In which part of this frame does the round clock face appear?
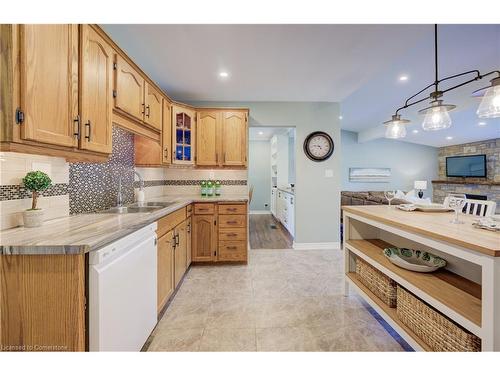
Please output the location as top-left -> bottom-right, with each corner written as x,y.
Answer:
303,131 -> 334,161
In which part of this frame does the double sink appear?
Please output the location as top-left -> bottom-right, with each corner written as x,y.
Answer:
100,201 -> 176,214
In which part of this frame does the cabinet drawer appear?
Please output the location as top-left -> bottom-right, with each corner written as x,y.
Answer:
218,204 -> 246,215
186,204 -> 193,217
218,241 -> 247,261
157,207 -> 186,238
194,203 -> 215,215
219,215 -> 246,228
219,228 -> 247,241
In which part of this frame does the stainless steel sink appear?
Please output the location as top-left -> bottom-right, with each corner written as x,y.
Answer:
99,201 -> 175,214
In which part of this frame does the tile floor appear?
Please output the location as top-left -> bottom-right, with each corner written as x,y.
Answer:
147,248 -> 408,351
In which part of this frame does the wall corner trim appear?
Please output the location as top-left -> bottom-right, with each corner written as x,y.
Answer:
292,242 -> 341,250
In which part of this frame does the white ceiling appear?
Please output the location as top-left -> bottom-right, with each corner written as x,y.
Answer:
102,24 -> 499,147
249,127 -> 293,141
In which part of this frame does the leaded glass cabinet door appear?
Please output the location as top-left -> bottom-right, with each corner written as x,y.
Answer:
172,105 -> 196,165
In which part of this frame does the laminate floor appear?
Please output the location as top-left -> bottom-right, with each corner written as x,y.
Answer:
146,248 -> 409,352
249,213 -> 293,249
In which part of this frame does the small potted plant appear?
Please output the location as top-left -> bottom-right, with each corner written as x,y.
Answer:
22,171 -> 52,227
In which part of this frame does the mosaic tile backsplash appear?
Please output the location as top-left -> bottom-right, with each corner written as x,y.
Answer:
69,126 -> 135,214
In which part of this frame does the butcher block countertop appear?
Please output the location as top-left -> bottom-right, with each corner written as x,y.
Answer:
342,205 -> 500,257
0,194 -> 248,255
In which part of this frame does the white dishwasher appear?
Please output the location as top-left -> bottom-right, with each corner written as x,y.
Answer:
89,222 -> 157,351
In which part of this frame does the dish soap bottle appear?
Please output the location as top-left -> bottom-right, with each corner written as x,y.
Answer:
207,180 -> 214,196
200,180 -> 207,197
215,180 -> 222,196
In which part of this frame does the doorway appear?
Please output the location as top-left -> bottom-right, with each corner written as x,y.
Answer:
248,126 -> 295,249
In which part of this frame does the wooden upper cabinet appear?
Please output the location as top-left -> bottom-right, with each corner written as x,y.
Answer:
162,100 -> 172,165
196,111 -> 219,166
221,111 -> 247,167
19,24 -> 79,148
172,105 -> 196,165
144,83 -> 162,130
79,25 -> 113,154
192,214 -> 216,262
114,54 -> 144,121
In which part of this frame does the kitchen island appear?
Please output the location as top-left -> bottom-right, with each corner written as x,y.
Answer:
343,205 -> 500,351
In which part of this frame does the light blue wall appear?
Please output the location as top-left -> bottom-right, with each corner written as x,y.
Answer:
248,140 -> 271,211
341,130 -> 439,197
190,101 -> 341,245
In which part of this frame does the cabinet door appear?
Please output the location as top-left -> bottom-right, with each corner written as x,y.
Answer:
162,100 -> 172,165
186,216 -> 192,267
80,25 -> 113,154
196,111 -> 219,166
144,82 -> 162,130
174,221 -> 187,287
134,135 -> 162,166
114,54 -> 144,121
157,230 -> 175,313
221,111 -> 247,166
19,24 -> 79,148
172,105 -> 196,165
192,214 -> 216,262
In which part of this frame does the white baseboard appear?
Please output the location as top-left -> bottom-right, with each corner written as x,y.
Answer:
292,241 -> 341,250
250,210 -> 270,215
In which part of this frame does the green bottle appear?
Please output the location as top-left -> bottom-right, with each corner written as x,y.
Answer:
207,180 -> 214,196
200,180 -> 207,196
215,180 -> 222,196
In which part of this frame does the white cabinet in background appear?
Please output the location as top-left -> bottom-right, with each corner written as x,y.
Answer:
271,188 -> 277,217
276,189 -> 294,238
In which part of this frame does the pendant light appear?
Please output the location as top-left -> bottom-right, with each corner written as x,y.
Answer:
419,99 -> 456,131
384,115 -> 409,139
475,77 -> 500,118
383,24 -> 499,139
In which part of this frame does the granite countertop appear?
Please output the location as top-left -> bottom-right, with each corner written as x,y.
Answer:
0,194 -> 248,255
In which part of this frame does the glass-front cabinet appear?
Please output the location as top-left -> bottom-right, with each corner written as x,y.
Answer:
172,105 -> 196,164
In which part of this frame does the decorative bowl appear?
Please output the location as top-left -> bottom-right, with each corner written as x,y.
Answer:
383,247 -> 446,273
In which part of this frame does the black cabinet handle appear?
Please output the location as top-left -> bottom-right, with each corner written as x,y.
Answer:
146,105 -> 150,118
142,103 -> 145,115
73,115 -> 80,139
85,120 -> 91,141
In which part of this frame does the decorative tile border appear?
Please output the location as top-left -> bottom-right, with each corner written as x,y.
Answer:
134,179 -> 247,188
0,183 -> 69,201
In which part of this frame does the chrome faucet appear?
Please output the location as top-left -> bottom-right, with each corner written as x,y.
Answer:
117,176 -> 124,207
134,170 -> 144,191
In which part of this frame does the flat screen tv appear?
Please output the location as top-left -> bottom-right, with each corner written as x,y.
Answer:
446,154 -> 487,178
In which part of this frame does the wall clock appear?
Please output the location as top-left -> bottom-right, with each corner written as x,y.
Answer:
303,131 -> 334,161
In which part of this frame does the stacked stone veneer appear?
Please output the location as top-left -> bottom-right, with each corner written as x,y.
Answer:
433,138 -> 500,212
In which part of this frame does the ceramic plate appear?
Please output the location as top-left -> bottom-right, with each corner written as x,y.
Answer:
383,247 -> 446,273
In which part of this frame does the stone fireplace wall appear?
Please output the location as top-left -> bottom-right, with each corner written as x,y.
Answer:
433,138 -> 499,212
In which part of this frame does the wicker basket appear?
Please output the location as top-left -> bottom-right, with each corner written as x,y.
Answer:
397,286 -> 481,351
355,257 -> 397,307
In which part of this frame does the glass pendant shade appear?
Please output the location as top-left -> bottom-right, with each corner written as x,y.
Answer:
419,99 -> 455,131
384,115 -> 409,139
476,78 -> 500,118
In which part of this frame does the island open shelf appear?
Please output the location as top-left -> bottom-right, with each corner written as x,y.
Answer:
342,205 -> 500,351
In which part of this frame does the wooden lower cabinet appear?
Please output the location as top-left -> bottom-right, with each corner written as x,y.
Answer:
0,254 -> 86,351
192,213 -> 217,262
174,220 -> 187,287
186,216 -> 192,267
157,230 -> 175,314
192,202 -> 248,263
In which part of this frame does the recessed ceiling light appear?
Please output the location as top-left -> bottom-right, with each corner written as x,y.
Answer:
478,121 -> 487,126
399,75 -> 409,81
412,129 -> 419,134
446,136 -> 453,140
258,131 -> 264,135
338,115 -> 343,120
219,71 -> 229,78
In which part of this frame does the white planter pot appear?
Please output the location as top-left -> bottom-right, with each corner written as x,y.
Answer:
22,209 -> 44,228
